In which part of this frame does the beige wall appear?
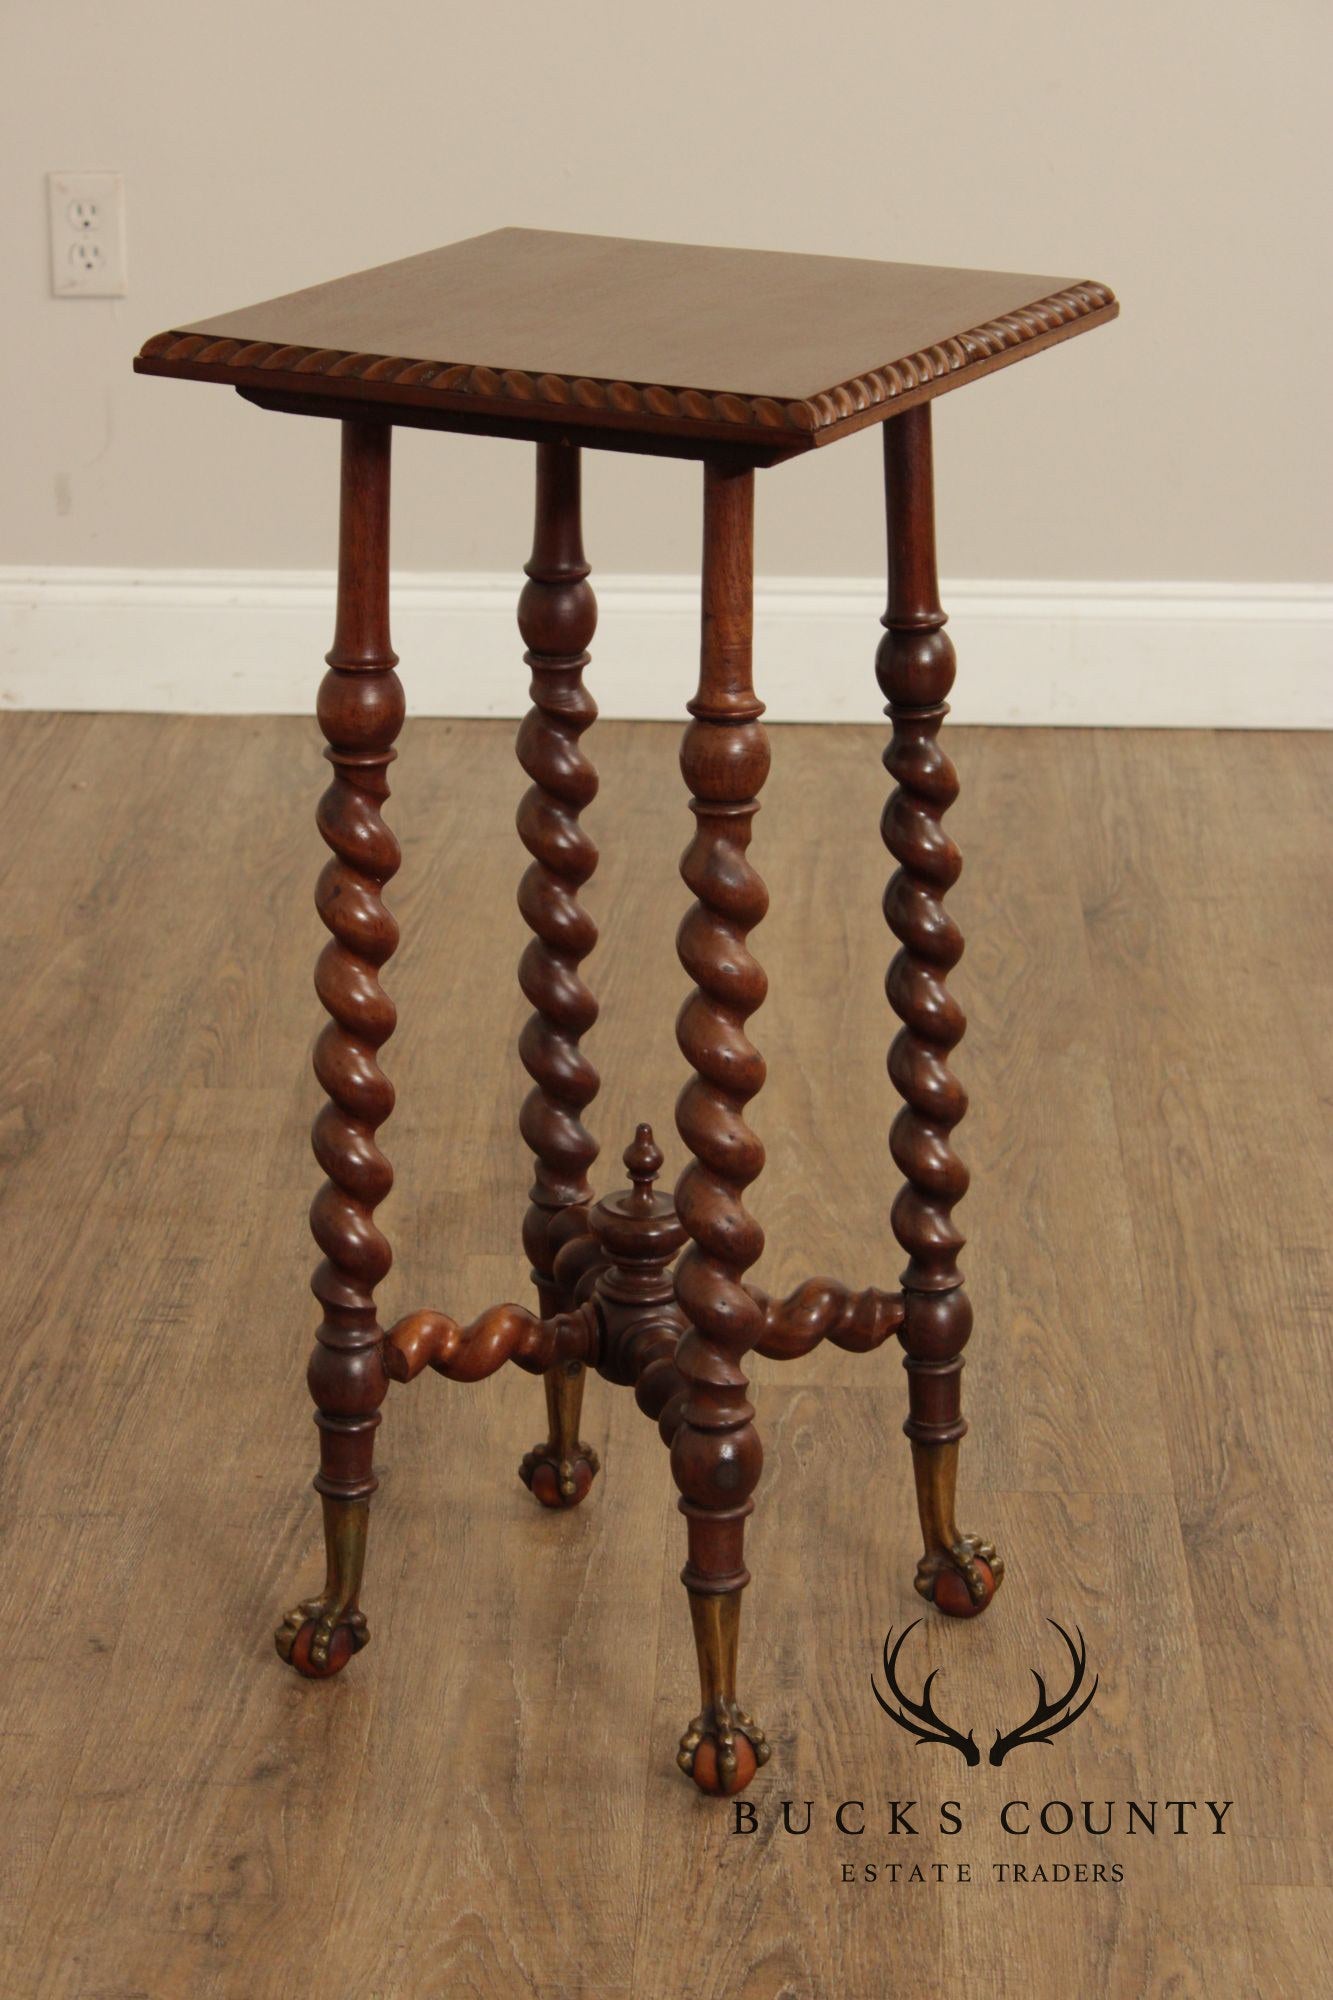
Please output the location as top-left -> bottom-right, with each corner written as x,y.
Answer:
3,0 -> 1329,585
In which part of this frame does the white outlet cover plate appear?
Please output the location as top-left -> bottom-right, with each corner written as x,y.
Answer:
48,171 -> 127,298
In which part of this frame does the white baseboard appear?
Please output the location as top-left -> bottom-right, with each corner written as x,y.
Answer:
1,568 -> 1328,727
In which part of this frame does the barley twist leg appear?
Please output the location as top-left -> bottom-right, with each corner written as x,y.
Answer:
672,461 -> 772,1795
878,406 -> 1002,1619
514,443 -> 603,1509
277,419 -> 401,1677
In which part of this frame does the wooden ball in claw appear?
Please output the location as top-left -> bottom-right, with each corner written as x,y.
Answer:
284,1619 -> 356,1678
690,1733 -> 759,1797
527,1457 -> 595,1509
933,1558 -> 996,1619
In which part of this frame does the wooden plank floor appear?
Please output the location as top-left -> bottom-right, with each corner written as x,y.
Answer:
0,714 -> 1327,1999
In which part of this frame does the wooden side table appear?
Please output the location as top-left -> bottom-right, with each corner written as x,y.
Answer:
136,230 -> 1116,1796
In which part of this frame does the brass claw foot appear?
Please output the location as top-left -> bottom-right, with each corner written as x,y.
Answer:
908,1442 -> 1002,1617
678,1592 -> 768,1795
518,1438 -> 600,1509
915,1535 -> 1004,1619
275,1494 -> 371,1677
520,1356 -> 599,1508
677,1699 -> 771,1797
274,1594 -> 369,1678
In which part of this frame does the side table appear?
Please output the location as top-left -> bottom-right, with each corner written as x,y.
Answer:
135,229 -> 1117,1796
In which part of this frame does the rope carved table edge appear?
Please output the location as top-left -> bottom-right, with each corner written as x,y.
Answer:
136,280 -> 1114,440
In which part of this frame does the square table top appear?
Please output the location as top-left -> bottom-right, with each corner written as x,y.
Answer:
135,228 -> 1116,457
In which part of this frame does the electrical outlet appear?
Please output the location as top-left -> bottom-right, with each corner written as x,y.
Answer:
48,172 -> 127,297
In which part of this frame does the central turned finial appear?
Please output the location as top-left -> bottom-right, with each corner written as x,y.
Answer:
623,1122 -> 663,1212
581,1120 -> 688,1439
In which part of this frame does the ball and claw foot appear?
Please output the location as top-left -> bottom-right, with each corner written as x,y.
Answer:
915,1537 -> 1004,1619
274,1597 -> 369,1678
518,1440 -> 600,1510
677,1701 -> 772,1797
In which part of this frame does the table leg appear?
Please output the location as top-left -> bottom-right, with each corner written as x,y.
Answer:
671,461 -> 772,1795
878,406 -> 1003,1618
276,418 -> 401,1676
515,443 -> 602,1509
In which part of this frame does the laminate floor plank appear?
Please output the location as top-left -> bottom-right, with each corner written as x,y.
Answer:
1059,728 -> 1333,1895
0,714 -> 1322,1998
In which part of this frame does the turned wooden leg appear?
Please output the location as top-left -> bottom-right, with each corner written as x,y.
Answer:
515,443 -> 602,1509
276,418 -> 400,1677
878,406 -> 1002,1619
671,460 -> 771,1795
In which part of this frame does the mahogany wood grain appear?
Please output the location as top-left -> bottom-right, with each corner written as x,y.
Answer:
383,1295 -> 597,1385
878,406 -> 1001,1617
134,228 -> 1117,454
513,442 -> 603,1507
669,462 -> 773,1794
585,1123 -> 689,1432
748,1276 -> 904,1358
515,443 -> 601,1284
274,418 -> 400,1678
